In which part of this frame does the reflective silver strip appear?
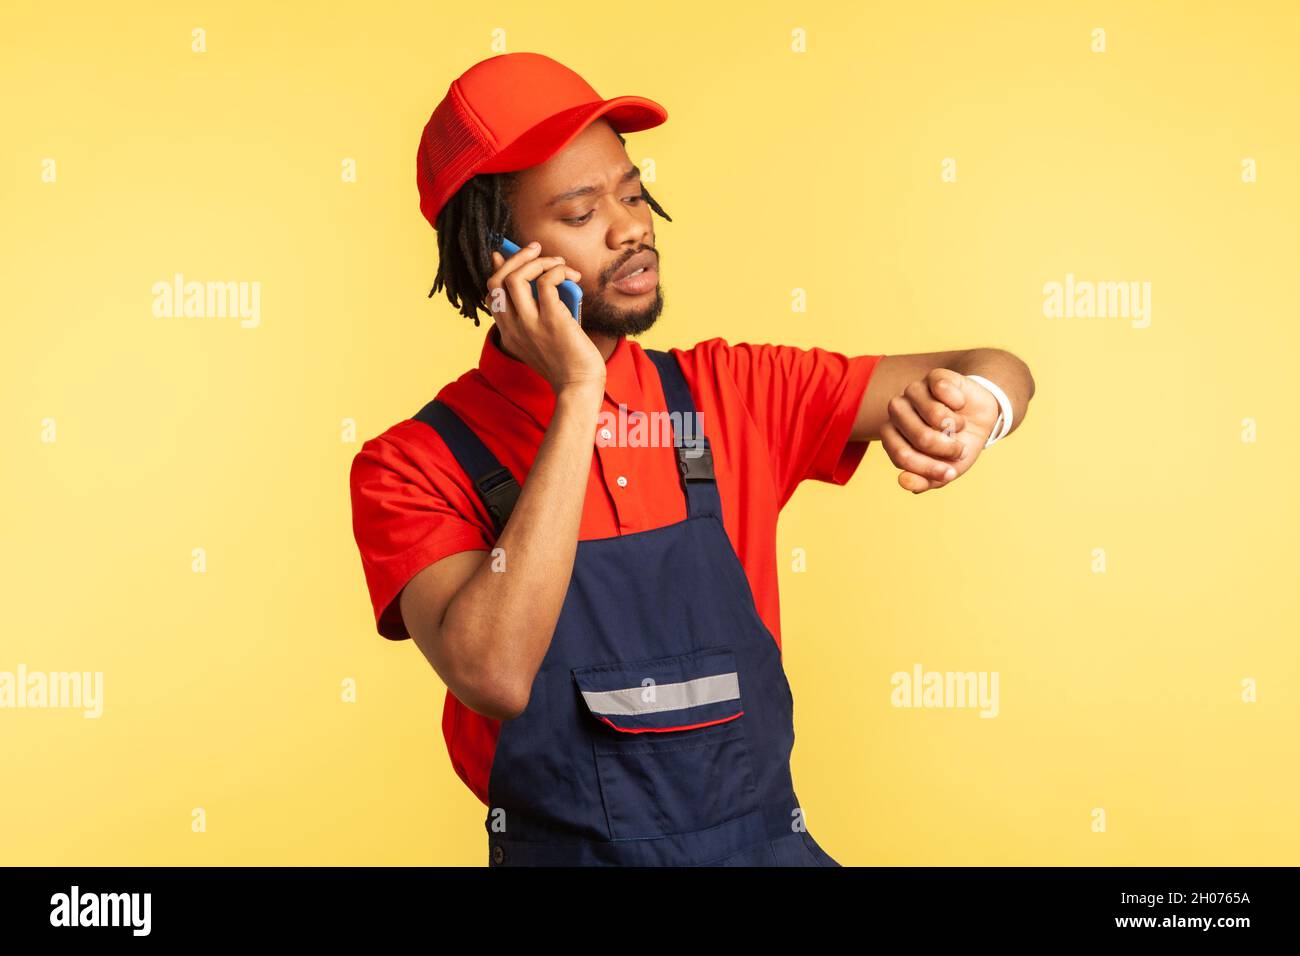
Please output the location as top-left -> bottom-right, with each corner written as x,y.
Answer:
581,673 -> 740,717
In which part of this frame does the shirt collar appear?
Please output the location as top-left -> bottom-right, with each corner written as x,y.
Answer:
477,324 -> 649,430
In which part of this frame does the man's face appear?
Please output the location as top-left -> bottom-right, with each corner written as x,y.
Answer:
509,118 -> 663,338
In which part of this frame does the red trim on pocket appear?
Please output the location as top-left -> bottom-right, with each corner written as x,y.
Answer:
594,710 -> 744,734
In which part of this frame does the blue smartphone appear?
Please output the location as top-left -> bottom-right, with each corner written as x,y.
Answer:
489,232 -> 583,321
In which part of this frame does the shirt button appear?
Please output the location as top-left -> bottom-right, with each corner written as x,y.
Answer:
599,428 -> 612,441
616,475 -> 628,487
492,845 -> 505,864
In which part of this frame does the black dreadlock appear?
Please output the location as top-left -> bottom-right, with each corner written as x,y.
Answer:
428,131 -> 672,325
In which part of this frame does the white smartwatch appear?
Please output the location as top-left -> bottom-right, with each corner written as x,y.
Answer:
964,374 -> 1013,448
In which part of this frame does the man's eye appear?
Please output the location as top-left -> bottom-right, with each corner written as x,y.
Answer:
563,196 -> 644,226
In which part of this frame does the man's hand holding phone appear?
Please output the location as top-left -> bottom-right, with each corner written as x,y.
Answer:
485,240 -> 605,396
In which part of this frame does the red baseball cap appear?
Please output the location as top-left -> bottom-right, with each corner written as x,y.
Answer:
416,52 -> 668,231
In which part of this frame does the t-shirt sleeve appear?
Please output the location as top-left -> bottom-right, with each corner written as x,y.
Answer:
689,339 -> 884,507
349,430 -> 494,641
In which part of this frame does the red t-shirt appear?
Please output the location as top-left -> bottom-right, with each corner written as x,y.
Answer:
349,326 -> 883,805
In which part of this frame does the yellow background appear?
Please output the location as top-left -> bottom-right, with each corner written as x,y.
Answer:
2,0 -> 1296,865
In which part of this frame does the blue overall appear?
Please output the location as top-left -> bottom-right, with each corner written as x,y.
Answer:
414,349 -> 841,867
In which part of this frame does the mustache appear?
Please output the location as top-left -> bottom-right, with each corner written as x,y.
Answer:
605,247 -> 658,282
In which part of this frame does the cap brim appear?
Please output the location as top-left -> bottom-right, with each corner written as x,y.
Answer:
480,95 -> 668,174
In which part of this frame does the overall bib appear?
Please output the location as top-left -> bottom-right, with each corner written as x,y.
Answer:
415,349 -> 841,867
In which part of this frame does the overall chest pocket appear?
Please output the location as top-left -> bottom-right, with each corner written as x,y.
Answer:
572,646 -> 761,841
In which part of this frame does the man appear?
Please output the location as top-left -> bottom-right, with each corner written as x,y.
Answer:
349,52 -> 1035,866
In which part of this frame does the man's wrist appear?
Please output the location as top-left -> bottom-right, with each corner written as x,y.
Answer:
964,374 -> 1013,447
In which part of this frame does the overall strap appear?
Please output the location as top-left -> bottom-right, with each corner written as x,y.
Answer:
412,399 -> 520,537
644,349 -> 721,518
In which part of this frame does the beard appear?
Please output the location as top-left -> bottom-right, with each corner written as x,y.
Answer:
578,282 -> 664,338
